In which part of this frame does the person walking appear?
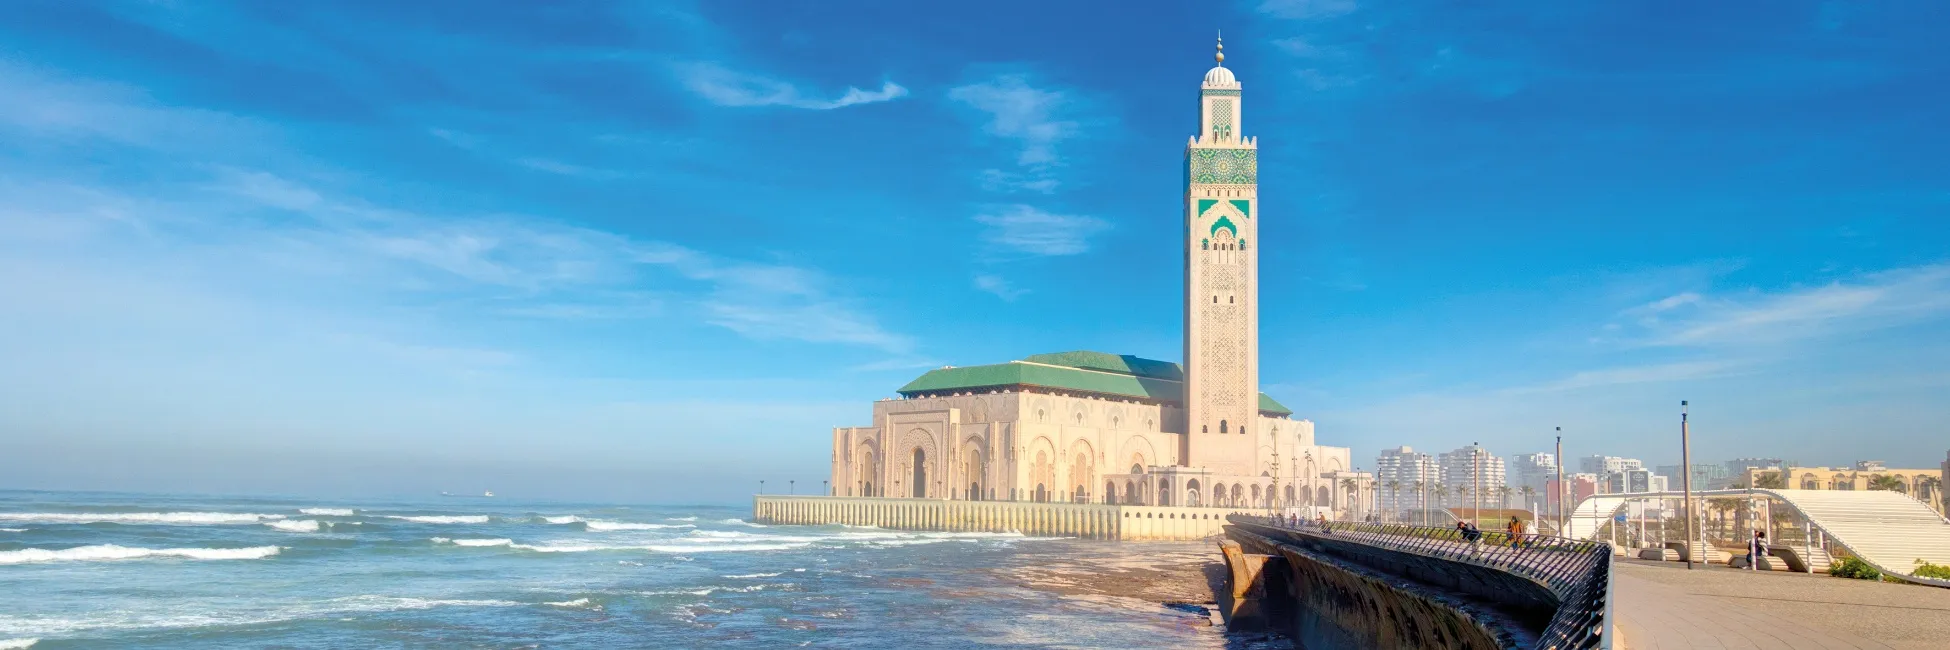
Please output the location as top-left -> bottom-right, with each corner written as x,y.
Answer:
1748,530 -> 1767,571
1507,516 -> 1525,548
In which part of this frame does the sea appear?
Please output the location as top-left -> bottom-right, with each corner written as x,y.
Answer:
0,490 -> 1228,648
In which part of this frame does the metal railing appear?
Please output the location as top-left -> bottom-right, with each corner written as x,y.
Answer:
1236,516 -> 1614,650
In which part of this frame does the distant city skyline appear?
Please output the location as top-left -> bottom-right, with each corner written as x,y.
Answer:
2,2 -> 1948,502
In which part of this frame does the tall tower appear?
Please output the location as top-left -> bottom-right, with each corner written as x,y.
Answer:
1183,35 -> 1259,470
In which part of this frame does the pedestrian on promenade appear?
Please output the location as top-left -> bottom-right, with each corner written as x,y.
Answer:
1316,513 -> 1329,533
1507,516 -> 1525,548
1748,530 -> 1767,571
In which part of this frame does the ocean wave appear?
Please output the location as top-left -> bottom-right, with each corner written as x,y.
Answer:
0,512 -> 284,525
723,572 -> 782,578
298,508 -> 355,516
719,518 -> 767,527
265,520 -> 322,533
0,529 -> 24,533
586,520 -> 691,531
545,598 -> 598,608
0,545 -> 281,565
541,516 -> 584,524
665,516 -> 698,521
383,515 -> 490,524
0,639 -> 36,649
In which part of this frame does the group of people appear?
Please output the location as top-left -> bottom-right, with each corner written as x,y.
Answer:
1455,516 -> 1534,550
1270,512 -> 1330,530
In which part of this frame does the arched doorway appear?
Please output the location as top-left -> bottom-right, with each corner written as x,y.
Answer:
1317,486 -> 1331,508
1104,481 -> 1117,504
1125,480 -> 1138,504
1188,479 -> 1203,507
969,482 -> 981,500
1035,483 -> 1048,503
911,448 -> 927,498
1159,480 -> 1172,506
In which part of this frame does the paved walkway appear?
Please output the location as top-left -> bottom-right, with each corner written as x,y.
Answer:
1613,560 -> 1950,650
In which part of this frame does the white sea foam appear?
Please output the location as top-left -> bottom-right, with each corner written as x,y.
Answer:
298,508 -> 355,516
0,544 -> 281,565
0,529 -> 24,533
585,520 -> 691,531
545,598 -> 597,608
665,516 -> 697,521
724,572 -> 782,578
0,512 -> 284,525
431,538 -> 514,548
541,515 -> 584,524
0,639 -> 36,649
383,515 -> 490,524
265,520 -> 322,533
0,595 -> 524,638
719,518 -> 767,527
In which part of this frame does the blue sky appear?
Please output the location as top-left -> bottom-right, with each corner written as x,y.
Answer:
2,1 -> 1946,502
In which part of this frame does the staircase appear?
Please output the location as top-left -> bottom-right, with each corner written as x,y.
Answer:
1774,489 -> 1950,583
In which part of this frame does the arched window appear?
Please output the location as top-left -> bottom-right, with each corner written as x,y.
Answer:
1229,296 -> 1234,303
1202,425 -> 1208,433
1213,296 -> 1218,303
1202,239 -> 1209,250
1131,463 -> 1143,475
1073,411 -> 1083,424
1219,420 -> 1228,433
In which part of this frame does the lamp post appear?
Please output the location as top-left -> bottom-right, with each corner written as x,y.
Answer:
1681,400 -> 1696,570
759,480 -> 765,495
1555,427 -> 1564,537
824,480 -> 830,496
789,480 -> 795,495
1473,441 -> 1482,526
1270,448 -> 1282,517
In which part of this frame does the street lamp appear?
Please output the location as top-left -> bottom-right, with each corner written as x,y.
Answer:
1555,427 -> 1564,537
1473,441 -> 1482,525
790,480 -> 795,495
824,480 -> 829,496
1270,447 -> 1282,517
1681,400 -> 1696,570
759,480 -> 765,495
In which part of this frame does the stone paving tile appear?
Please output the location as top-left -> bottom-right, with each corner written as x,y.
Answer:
1614,571 -> 1897,650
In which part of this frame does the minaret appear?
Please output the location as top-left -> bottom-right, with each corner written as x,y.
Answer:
1183,34 -> 1259,470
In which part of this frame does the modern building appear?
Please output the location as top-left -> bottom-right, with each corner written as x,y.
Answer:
1655,463 -> 1728,491
1546,473 -> 1599,512
829,43 -> 1361,516
1375,446 -> 1440,514
1507,452 -> 1557,497
1604,468 -> 1656,494
1725,458 -> 1790,481
1438,445 -> 1507,507
1750,462 -> 1944,513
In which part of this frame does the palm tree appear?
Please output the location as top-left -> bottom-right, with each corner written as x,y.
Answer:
1920,476 -> 1943,513
1754,471 -> 1786,490
1494,485 -> 1514,509
1868,474 -> 1907,493
1432,485 -> 1450,513
1518,485 -> 1537,513
1384,480 -> 1402,523
1412,480 -> 1428,524
1340,477 -> 1360,518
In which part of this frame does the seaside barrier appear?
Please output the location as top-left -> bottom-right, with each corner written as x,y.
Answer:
752,495 -> 1258,541
1223,517 -> 1614,650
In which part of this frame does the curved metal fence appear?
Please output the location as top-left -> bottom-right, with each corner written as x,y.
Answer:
1235,515 -> 1614,650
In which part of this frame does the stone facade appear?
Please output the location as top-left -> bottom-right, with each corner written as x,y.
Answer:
832,389 -> 1351,512
1752,462 -> 1945,514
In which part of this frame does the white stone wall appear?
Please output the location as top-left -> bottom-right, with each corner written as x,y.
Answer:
753,495 -> 1258,541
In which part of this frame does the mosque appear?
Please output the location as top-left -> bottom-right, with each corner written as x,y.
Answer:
826,39 -> 1364,519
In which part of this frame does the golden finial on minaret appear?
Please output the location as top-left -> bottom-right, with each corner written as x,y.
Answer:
1216,31 -> 1225,65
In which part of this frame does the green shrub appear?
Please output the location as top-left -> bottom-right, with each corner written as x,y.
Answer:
1829,557 -> 1881,580
1914,559 -> 1950,580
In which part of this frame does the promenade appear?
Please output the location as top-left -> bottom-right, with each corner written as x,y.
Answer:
1613,560 -> 1950,650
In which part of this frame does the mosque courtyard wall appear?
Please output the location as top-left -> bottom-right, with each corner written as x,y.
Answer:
753,495 -> 1264,541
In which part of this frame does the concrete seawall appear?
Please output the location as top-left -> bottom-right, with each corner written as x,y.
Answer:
1226,525 -> 1544,649
752,495 -> 1257,541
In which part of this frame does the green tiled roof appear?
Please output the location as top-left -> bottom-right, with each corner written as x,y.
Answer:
896,350 -> 1293,416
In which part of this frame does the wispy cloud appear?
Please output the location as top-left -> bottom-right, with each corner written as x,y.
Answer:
973,274 -> 1028,301
973,205 -> 1109,257
1258,0 -> 1358,19
950,74 -> 1077,167
1501,360 -> 1747,394
1621,264 -> 1950,347
678,63 -> 907,110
